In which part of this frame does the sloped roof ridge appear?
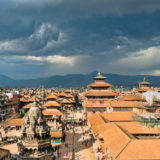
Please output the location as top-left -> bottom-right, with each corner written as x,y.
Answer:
115,123 -> 135,139
99,114 -> 109,123
101,122 -> 131,159
115,138 -> 132,160
113,123 -> 134,159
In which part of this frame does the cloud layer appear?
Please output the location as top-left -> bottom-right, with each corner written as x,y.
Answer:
0,0 -> 160,79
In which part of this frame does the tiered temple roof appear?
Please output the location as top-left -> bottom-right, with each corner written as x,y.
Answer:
46,94 -> 57,100
139,77 -> 151,87
83,72 -> 119,112
85,72 -> 118,98
119,94 -> 142,101
43,101 -> 61,108
137,77 -> 152,93
85,90 -> 118,97
88,71 -> 112,89
43,109 -> 63,116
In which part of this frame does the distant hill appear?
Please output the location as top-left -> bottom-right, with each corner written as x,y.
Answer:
1,71 -> 160,88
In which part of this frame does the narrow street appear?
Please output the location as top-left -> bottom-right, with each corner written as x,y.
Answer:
58,126 -> 96,160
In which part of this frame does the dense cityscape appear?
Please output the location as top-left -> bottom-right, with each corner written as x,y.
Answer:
1,0 -> 160,159
0,71 -> 160,159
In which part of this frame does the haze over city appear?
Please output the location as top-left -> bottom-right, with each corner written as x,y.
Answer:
0,0 -> 160,79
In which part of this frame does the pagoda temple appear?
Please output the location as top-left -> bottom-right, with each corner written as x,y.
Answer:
137,77 -> 152,93
82,72 -> 118,114
139,77 -> 150,88
17,100 -> 54,159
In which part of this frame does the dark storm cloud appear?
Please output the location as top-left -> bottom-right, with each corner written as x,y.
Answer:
0,0 -> 160,78
7,0 -> 160,16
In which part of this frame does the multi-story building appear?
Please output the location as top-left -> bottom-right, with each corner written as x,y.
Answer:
137,77 -> 152,93
82,72 -> 118,114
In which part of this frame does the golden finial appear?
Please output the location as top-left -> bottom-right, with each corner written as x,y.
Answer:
143,77 -> 146,82
97,71 -> 102,77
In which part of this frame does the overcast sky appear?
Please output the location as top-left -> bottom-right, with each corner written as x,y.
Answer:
1,0 -> 160,79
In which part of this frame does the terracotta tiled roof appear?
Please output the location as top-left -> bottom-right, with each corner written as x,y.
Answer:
65,89 -> 71,93
119,94 -> 142,101
82,103 -> 109,108
88,114 -> 105,127
65,94 -> 74,98
98,122 -> 160,159
20,96 -> 39,102
89,115 -> 160,159
92,123 -> 107,138
27,97 -> 39,102
43,109 -> 63,116
101,112 -> 134,122
58,92 -> 67,97
110,101 -> 141,108
43,101 -> 61,107
24,94 -> 30,98
116,122 -> 160,134
137,87 -> 152,92
23,103 -> 32,109
5,119 -> 24,126
88,82 -> 112,88
50,131 -> 62,138
100,122 -> 131,159
46,94 -> 57,100
60,98 -> 72,104
117,139 -> 160,160
88,114 -> 106,138
20,98 -> 28,102
85,90 -> 118,97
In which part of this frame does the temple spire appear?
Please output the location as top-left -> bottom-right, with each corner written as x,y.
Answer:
97,71 -> 102,77
18,94 -> 53,159
94,71 -> 106,81
138,77 -> 151,89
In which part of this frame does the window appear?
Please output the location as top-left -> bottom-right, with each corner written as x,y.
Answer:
113,107 -> 133,111
100,100 -> 104,104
